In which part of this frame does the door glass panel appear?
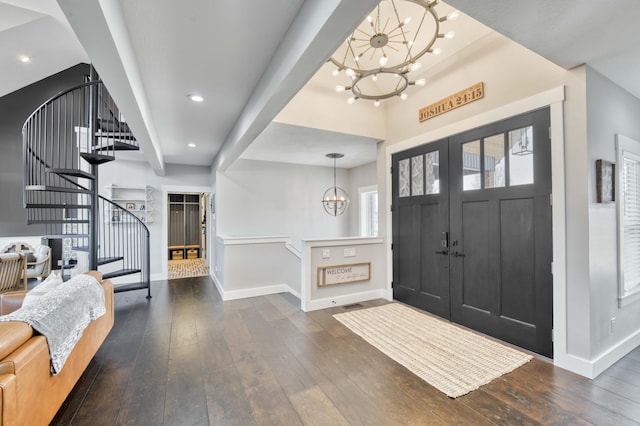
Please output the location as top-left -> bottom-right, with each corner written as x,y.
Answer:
509,126 -> 534,185
399,158 -> 410,197
425,151 -> 439,194
411,155 -> 424,196
463,140 -> 481,191
484,134 -> 505,188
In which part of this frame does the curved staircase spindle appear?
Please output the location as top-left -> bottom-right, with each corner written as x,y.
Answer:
22,77 -> 150,298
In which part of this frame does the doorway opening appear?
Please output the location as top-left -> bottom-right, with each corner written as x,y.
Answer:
167,192 -> 209,279
392,107 -> 553,357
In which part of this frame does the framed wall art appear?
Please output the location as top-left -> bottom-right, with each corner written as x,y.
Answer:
596,159 -> 615,203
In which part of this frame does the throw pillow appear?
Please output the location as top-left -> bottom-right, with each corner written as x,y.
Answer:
23,251 -> 37,264
22,271 -> 64,307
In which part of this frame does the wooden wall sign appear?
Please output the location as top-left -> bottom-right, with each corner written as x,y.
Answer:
419,82 -> 484,122
318,262 -> 371,287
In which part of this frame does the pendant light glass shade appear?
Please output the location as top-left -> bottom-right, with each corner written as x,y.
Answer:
322,153 -> 349,216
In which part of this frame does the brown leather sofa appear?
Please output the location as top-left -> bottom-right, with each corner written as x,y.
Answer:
0,271 -> 114,425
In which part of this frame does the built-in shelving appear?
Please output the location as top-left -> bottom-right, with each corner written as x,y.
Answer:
105,184 -> 154,224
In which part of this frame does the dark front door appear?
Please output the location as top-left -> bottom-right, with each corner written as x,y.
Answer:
392,139 -> 451,319
392,108 -> 553,357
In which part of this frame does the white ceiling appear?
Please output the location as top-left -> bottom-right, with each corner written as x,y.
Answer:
446,0 -> 640,100
0,1 -> 87,99
2,0 -> 640,172
242,123 -> 380,169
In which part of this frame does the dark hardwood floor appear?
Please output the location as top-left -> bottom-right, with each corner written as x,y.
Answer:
52,276 -> 640,425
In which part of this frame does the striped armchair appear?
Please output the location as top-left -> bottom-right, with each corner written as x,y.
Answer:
0,253 -> 27,293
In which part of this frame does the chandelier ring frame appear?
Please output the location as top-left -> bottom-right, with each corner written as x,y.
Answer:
328,0 -> 442,76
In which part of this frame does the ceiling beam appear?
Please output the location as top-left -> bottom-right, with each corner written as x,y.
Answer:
57,0 -> 165,175
212,0 -> 379,173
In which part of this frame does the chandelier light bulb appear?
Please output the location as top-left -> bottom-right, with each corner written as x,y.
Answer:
332,68 -> 340,77
448,11 -> 460,20
400,93 -> 408,101
347,97 -> 356,104
329,0 -> 447,106
445,31 -> 456,39
433,47 -> 442,55
336,85 -> 346,92
415,78 -> 426,86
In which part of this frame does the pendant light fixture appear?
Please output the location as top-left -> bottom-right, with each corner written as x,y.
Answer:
322,153 -> 349,216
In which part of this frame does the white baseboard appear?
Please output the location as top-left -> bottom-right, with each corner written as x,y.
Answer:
151,272 -> 165,281
211,272 -> 224,299
383,288 -> 393,300
302,289 -> 387,312
553,353 -> 595,378
553,328 -> 640,379
212,274 -> 298,302
222,284 -> 290,301
592,328 -> 640,378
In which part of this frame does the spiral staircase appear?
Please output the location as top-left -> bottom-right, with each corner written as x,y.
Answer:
22,71 -> 150,298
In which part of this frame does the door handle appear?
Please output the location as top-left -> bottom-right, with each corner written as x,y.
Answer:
435,250 -> 449,255
451,251 -> 465,257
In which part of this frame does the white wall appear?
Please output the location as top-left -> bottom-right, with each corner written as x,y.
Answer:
274,63 -> 387,141
586,66 -> 640,366
99,160 -> 212,279
216,158 -> 350,249
346,161 -> 378,236
563,66 -> 591,360
213,237 -> 301,301
302,237 -> 386,311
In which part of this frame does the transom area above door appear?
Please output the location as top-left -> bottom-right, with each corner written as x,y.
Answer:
398,124 -> 536,198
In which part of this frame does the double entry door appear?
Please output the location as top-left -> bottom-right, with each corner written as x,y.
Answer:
392,108 -> 553,357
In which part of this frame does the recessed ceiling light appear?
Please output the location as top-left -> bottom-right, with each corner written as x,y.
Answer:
19,55 -> 30,63
187,143 -> 196,148
188,94 -> 204,102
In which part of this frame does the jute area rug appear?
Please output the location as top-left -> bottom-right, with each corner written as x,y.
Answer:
168,258 -> 209,280
333,303 -> 533,398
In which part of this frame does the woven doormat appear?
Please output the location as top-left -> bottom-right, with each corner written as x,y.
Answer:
168,258 -> 209,280
333,303 -> 533,398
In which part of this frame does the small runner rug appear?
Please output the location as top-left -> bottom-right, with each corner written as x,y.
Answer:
333,303 -> 533,398
168,258 -> 209,280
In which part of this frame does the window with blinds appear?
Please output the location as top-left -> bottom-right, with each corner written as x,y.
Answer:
359,186 -> 378,237
616,134 -> 640,306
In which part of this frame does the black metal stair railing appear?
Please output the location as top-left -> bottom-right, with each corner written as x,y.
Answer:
22,78 -> 150,297
98,196 -> 150,296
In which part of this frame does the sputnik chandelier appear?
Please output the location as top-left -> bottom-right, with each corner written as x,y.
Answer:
322,153 -> 349,216
329,0 -> 458,105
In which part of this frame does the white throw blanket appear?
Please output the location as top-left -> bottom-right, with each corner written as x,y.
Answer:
0,274 -> 105,374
